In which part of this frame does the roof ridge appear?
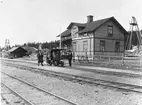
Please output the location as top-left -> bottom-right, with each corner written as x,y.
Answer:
71,22 -> 86,24
70,16 -> 113,24
78,17 -> 112,34
91,16 -> 113,23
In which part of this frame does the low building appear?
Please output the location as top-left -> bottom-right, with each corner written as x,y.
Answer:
23,46 -> 38,55
58,15 -> 128,58
8,46 -> 27,58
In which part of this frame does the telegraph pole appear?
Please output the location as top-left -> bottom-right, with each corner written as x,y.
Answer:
60,27 -> 62,49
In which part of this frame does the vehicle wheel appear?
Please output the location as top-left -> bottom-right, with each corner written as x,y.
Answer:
50,62 -> 52,66
61,62 -> 64,67
53,61 -> 57,66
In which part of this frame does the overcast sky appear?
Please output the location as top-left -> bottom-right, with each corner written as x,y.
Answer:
0,0 -> 141,47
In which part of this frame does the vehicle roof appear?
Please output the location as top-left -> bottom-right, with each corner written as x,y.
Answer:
51,48 -> 66,51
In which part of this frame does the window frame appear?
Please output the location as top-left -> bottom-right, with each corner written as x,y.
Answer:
115,41 -> 120,52
83,40 -> 88,51
72,26 -> 78,37
100,40 -> 105,52
107,25 -> 113,37
72,42 -> 77,52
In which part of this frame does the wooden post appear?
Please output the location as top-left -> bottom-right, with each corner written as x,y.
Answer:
122,53 -> 124,67
109,56 -> 111,64
60,27 -> 62,49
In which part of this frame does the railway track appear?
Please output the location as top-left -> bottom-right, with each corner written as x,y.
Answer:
2,59 -> 142,78
1,83 -> 31,105
1,72 -> 77,105
2,60 -> 142,94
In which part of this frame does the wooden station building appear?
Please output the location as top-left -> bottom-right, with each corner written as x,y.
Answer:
58,15 -> 128,58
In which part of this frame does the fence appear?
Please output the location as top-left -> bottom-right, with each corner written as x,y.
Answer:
73,54 -> 142,70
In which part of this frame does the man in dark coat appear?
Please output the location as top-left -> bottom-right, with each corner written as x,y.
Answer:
68,50 -> 72,67
37,50 -> 44,66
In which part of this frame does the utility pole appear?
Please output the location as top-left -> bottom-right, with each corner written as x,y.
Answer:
60,27 -> 62,49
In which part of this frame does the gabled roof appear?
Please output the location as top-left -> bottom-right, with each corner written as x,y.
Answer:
8,46 -> 27,53
78,17 -> 111,34
57,29 -> 71,37
67,22 -> 86,29
78,17 -> 128,34
23,46 -> 38,52
8,47 -> 19,52
57,16 -> 128,37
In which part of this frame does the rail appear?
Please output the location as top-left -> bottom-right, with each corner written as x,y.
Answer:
2,61 -> 142,94
1,71 -> 77,105
1,82 -> 35,105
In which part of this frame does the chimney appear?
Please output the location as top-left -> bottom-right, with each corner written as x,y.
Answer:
87,15 -> 93,23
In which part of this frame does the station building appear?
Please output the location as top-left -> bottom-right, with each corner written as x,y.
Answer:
58,15 -> 128,58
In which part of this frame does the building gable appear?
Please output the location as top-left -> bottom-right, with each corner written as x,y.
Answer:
78,17 -> 127,35
67,22 -> 85,29
71,25 -> 79,38
95,18 -> 126,40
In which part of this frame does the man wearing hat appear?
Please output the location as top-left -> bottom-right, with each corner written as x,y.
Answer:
68,50 -> 72,67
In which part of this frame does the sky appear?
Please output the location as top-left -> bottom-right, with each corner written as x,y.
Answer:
0,0 -> 142,47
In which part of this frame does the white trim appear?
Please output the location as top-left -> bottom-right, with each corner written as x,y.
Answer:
72,35 -> 94,40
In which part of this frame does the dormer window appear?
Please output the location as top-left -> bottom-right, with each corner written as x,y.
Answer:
108,25 -> 113,37
72,26 -> 78,37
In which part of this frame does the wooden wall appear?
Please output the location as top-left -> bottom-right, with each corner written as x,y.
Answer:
72,33 -> 94,57
94,19 -> 125,56
71,19 -> 126,57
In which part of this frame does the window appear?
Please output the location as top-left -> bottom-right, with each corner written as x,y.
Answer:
72,26 -> 78,37
100,40 -> 105,51
83,41 -> 88,51
115,42 -> 120,52
108,25 -> 113,36
72,42 -> 76,52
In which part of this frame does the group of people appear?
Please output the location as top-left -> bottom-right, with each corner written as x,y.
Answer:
37,50 -> 72,67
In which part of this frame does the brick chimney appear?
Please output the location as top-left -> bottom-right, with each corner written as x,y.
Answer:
87,15 -> 93,23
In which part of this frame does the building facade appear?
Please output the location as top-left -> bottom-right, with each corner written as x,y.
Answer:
8,46 -> 27,58
58,15 -> 128,58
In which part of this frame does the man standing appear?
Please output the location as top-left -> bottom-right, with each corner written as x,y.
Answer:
37,50 -> 44,66
68,50 -> 72,67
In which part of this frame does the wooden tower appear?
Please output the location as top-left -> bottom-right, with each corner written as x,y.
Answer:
126,16 -> 142,52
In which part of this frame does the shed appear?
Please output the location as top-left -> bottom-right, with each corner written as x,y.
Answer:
8,46 -> 27,58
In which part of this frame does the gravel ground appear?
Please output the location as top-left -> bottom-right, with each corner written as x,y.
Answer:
1,74 -> 72,105
1,65 -> 142,105
1,84 -> 28,105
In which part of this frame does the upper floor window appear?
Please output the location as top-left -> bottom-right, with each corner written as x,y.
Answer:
115,42 -> 120,52
83,41 -> 88,51
100,40 -> 105,51
108,25 -> 113,37
72,26 -> 78,37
